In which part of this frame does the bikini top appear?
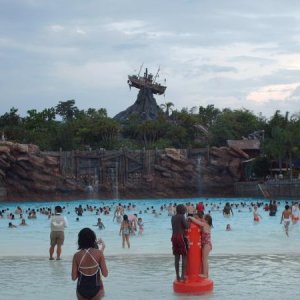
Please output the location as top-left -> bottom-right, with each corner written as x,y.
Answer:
78,248 -> 100,276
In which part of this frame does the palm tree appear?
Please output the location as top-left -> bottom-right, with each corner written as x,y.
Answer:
160,102 -> 174,117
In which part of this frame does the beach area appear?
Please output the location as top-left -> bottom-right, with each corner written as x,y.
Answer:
1,197 -> 300,300
2,1 -> 300,299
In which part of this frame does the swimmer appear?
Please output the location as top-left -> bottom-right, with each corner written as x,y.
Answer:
71,228 -> 108,300
28,211 -> 37,219
8,222 -> 17,228
189,214 -> 213,278
167,204 -> 175,216
253,206 -> 262,222
263,203 -> 269,211
223,202 -> 233,217
76,205 -> 83,216
269,200 -> 277,216
113,205 -> 123,223
49,205 -> 68,260
94,218 -> 105,230
196,201 -> 205,214
15,206 -> 22,214
291,202 -> 300,224
280,205 -> 292,237
226,224 -> 232,231
186,203 -> 195,217
19,219 -> 27,226
119,215 -> 131,248
96,237 -> 106,252
137,217 -> 144,235
171,204 -> 189,282
128,214 -> 138,235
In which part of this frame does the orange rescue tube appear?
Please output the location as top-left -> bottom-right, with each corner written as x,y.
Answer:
173,222 -> 213,294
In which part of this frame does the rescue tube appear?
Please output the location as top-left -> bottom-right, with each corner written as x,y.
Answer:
173,222 -> 213,294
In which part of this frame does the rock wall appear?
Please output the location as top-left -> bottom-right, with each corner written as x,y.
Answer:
123,147 -> 244,198
0,142 -> 84,200
0,142 -> 248,201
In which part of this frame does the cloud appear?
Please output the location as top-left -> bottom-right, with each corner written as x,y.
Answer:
103,20 -> 147,35
198,64 -> 238,74
2,0 -> 300,118
51,60 -> 131,89
247,82 -> 300,103
229,55 -> 276,65
48,24 -> 64,32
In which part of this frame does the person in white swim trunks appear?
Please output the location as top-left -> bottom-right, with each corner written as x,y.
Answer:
280,205 -> 292,237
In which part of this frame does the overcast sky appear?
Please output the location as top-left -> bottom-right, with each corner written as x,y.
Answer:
1,0 -> 300,119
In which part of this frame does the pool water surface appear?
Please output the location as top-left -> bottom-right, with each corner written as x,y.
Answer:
0,197 -> 299,300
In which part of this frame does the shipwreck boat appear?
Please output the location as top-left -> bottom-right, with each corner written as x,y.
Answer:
128,66 -> 167,95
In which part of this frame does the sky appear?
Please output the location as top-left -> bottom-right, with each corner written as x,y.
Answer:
1,0 -> 300,119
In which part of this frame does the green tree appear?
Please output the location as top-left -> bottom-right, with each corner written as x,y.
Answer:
284,115 -> 300,178
55,100 -> 79,122
197,104 -> 221,128
0,107 -> 25,142
263,110 -> 300,177
75,108 -> 120,149
210,109 -> 262,146
160,102 -> 174,117
23,108 -> 58,150
171,108 -> 198,147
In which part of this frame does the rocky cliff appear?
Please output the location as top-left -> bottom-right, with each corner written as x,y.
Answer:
0,141 -> 84,200
122,147 -> 244,198
0,142 -> 248,201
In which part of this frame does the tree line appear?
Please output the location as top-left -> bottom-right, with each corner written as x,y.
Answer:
1,99 -> 300,177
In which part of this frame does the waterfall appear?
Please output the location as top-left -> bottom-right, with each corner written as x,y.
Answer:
94,167 -> 99,193
110,162 -> 119,200
115,161 -> 119,200
197,157 -> 202,196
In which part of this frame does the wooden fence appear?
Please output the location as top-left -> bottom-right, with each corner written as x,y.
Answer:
43,148 -> 195,186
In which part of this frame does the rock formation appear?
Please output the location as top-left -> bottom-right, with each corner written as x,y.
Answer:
0,141 -> 248,201
114,88 -> 163,121
123,147 -> 245,198
0,141 -> 84,200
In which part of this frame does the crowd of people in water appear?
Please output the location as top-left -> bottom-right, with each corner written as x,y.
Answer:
169,199 -> 300,284
1,198 -> 300,299
2,199 -> 300,237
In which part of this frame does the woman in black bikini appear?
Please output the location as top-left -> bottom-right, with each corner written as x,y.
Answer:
72,228 -> 108,300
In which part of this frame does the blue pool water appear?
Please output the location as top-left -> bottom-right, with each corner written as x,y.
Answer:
0,197 -> 299,300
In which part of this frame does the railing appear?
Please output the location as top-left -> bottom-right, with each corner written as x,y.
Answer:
234,180 -> 300,199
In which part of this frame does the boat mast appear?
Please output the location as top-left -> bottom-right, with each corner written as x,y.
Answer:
138,63 -> 144,78
153,66 -> 160,83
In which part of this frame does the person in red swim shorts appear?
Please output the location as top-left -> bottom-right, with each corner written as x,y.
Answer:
171,204 -> 189,282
